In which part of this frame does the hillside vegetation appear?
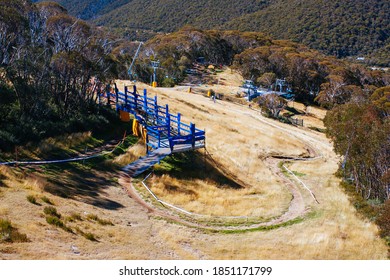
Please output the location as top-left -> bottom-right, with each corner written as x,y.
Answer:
3,1 -> 389,204
128,27 -> 389,103
33,0 -> 390,63
1,1 -> 389,258
0,0 -> 127,150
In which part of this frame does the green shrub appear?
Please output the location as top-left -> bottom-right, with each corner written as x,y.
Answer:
45,216 -> 73,233
27,195 -> 39,205
377,200 -> 390,245
75,227 -> 98,241
308,126 -> 326,133
46,216 -> 64,227
41,196 -> 54,205
0,219 -> 29,243
66,213 -> 83,222
43,206 -> 61,218
86,214 -> 114,226
342,182 -> 378,220
161,77 -> 176,87
83,232 -> 98,241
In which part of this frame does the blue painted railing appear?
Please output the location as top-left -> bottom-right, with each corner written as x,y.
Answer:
100,86 -> 205,153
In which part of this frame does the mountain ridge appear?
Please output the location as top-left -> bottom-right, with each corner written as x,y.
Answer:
33,0 -> 389,62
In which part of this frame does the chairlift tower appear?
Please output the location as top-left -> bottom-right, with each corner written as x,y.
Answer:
151,60 -> 160,87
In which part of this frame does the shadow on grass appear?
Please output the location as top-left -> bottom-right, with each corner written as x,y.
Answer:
0,173 -> 7,188
154,151 -> 243,190
41,161 -> 124,210
19,135 -> 140,210
285,106 -> 303,115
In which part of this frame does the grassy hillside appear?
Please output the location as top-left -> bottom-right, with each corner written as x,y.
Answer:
34,0 -> 389,62
1,80 -> 388,259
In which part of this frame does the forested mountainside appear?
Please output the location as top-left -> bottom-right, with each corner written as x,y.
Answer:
224,0 -> 389,59
33,0 -> 390,63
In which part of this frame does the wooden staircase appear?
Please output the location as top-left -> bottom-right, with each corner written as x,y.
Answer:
122,148 -> 171,177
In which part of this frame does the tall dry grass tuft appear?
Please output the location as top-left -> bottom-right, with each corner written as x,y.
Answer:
113,143 -> 146,166
148,173 -> 291,217
28,132 -> 94,158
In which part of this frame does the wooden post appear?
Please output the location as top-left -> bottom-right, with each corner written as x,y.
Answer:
115,91 -> 119,112
166,104 -> 171,138
177,113 -> 181,135
124,86 -> 128,107
132,85 -> 137,111
134,89 -> 138,112
106,90 -> 110,106
97,87 -> 101,105
191,123 -> 195,149
114,83 -> 119,104
154,95 -> 158,121
143,89 -> 148,112
146,128 -> 149,154
105,84 -> 111,107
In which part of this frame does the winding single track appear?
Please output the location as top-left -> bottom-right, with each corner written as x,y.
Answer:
118,103 -> 329,231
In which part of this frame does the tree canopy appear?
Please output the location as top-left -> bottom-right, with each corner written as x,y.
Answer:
0,0 -> 123,150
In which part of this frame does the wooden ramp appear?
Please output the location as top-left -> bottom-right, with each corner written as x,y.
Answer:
122,148 -> 171,177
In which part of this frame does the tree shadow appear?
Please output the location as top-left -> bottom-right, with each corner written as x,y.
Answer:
154,151 -> 244,190
0,173 -> 7,188
41,162 -> 124,210
285,106 -> 304,115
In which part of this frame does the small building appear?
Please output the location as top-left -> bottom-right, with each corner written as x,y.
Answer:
274,79 -> 292,93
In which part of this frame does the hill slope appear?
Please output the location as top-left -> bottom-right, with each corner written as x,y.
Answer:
33,0 -> 389,60
224,0 -> 390,58
1,79 -> 388,259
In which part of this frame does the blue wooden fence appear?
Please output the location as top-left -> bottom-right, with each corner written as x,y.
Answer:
100,86 -> 205,153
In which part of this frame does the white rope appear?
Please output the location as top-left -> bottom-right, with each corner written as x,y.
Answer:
0,140 -> 123,166
282,164 -> 320,204
141,173 -> 193,215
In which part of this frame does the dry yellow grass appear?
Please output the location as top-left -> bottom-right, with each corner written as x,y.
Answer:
113,142 -> 146,166
121,80 -> 310,218
0,69 -> 387,260
147,174 -> 290,218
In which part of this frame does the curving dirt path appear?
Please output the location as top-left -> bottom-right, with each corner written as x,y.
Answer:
118,104 -> 330,231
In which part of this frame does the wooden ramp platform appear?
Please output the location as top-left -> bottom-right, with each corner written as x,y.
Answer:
100,86 -> 205,154
122,148 -> 171,177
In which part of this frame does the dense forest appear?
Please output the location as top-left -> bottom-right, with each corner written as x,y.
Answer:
33,0 -> 390,64
0,0 -> 126,150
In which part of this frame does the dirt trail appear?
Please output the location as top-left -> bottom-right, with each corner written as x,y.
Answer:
118,95 -> 330,230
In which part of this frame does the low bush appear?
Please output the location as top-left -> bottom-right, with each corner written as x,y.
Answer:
27,195 -> 39,205
86,214 -> 114,226
45,216 -> 73,233
41,196 -> 54,205
43,206 -> 61,218
45,216 -> 64,228
0,219 -> 29,243
66,213 -> 83,222
75,227 -> 98,241
377,200 -> 390,246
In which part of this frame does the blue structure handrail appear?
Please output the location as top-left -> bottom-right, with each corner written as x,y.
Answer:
100,85 -> 205,153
